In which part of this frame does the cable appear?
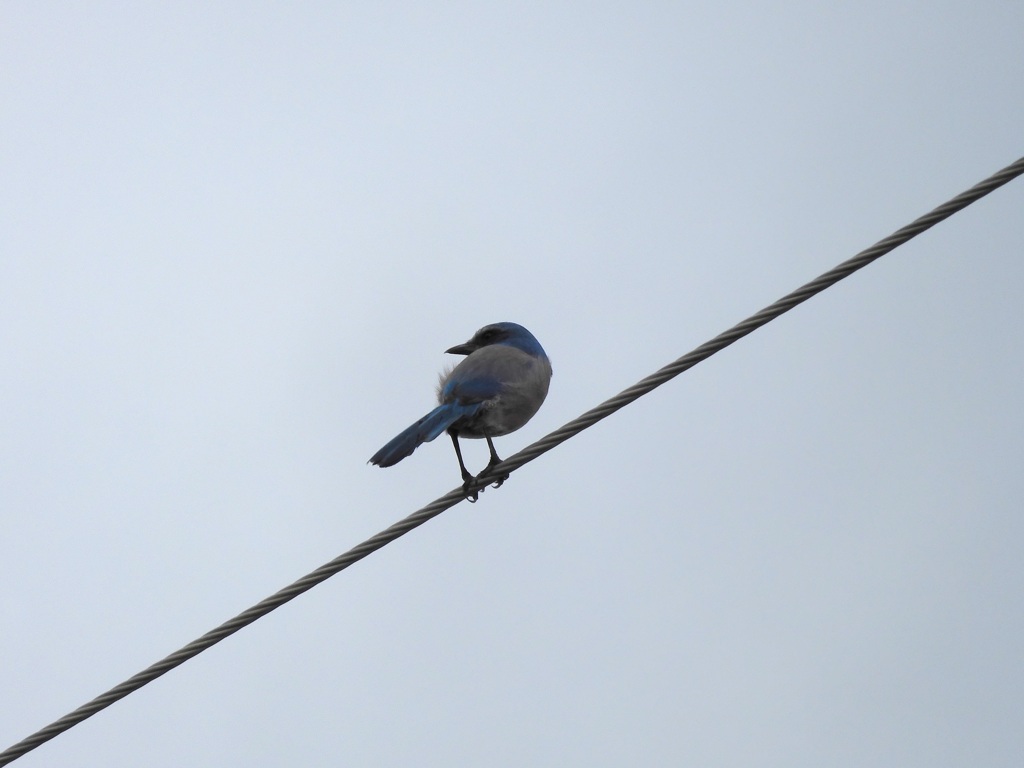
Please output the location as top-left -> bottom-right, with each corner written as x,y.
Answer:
480,155 -> 1024,480
2,154 -> 1022,766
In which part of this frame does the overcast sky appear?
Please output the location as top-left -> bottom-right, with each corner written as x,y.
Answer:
2,3 -> 1023,766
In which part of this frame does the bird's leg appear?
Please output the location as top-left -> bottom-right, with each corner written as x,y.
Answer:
449,430 -> 480,502
480,432 -> 509,489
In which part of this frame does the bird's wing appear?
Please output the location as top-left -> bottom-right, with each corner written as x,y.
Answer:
441,374 -> 503,404
440,346 -> 541,404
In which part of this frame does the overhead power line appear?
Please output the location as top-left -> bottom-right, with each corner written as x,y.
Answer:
2,154 -> 1022,766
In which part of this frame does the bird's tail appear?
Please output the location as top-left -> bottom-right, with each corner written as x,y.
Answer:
368,402 -> 478,468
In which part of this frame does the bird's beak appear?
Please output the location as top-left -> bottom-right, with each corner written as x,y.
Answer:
445,341 -> 475,356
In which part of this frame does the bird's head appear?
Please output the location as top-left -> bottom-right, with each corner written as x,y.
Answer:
446,322 -> 547,359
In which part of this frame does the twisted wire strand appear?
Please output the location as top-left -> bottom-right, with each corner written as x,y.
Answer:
2,155 -> 1022,766
478,155 -> 1024,481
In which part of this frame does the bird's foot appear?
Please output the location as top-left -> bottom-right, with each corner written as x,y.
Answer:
459,471 -> 508,502
479,455 -> 508,489
475,462 -> 509,492
485,472 -> 509,489
461,471 -> 482,503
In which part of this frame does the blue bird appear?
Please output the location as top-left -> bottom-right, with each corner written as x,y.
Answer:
369,322 -> 552,499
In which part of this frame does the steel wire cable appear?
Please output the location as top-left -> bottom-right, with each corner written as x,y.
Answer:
2,154 -> 1022,766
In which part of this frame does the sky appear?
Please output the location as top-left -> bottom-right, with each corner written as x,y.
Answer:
2,3 -> 1023,766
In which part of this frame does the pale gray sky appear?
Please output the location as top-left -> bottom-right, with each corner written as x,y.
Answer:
2,3 -> 1023,766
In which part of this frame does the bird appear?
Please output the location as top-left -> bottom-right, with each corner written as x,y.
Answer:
369,322 -> 552,500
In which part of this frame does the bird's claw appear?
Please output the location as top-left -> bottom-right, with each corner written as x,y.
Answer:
460,469 -> 508,501
479,457 -> 508,490
461,472 -> 481,502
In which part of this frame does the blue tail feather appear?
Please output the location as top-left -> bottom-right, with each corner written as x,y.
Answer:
368,402 -> 479,467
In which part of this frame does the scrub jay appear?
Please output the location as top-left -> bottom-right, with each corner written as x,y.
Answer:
369,322 -> 552,499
